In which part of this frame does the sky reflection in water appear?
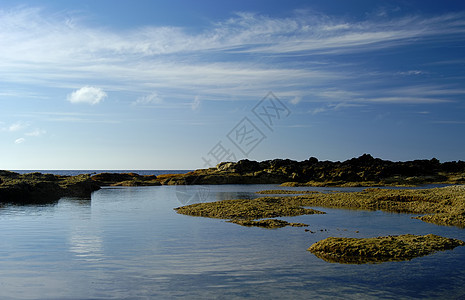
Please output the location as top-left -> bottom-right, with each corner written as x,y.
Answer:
1,184 -> 465,299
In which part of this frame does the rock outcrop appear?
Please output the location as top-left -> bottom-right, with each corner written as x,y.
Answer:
174,196 -> 324,228
308,234 -> 465,264
2,154 -> 464,203
0,171 -> 100,204
91,172 -> 160,186
158,154 -> 465,186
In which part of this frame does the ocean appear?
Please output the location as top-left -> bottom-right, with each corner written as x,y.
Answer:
11,170 -> 192,176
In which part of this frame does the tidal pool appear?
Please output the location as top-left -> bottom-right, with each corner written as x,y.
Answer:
1,184 -> 464,299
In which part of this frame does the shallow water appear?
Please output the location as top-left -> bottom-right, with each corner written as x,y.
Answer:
1,184 -> 465,299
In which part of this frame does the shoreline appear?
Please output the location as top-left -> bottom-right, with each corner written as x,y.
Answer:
174,185 -> 465,263
2,162 -> 465,264
2,153 -> 465,204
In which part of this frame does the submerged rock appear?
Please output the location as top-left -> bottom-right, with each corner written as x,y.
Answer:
228,218 -> 309,228
308,234 -> 465,264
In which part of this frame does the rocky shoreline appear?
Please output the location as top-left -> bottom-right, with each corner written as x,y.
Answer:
174,185 -> 465,263
175,185 -> 465,228
2,154 -> 465,203
2,154 -> 465,264
157,154 -> 465,186
0,170 -> 100,204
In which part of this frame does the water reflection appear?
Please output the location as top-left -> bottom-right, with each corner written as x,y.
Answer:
0,185 -> 464,299
58,198 -> 105,262
69,232 -> 104,262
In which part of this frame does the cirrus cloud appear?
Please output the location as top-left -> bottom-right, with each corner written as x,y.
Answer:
133,92 -> 163,105
14,138 -> 25,144
67,86 -> 107,105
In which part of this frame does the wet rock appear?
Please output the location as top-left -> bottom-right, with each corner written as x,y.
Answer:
0,173 -> 100,204
160,154 -> 465,186
256,189 -> 319,194
174,196 -> 325,228
91,172 -> 159,186
308,234 -> 465,264
228,219 -> 308,229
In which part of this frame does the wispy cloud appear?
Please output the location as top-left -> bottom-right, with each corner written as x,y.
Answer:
14,137 -> 25,144
397,70 -> 427,76
25,128 -> 46,137
309,102 -> 365,115
8,121 -> 28,132
133,92 -> 163,106
191,96 -> 201,111
433,120 -> 465,124
290,96 -> 302,105
0,6 -> 464,107
1,121 -> 29,132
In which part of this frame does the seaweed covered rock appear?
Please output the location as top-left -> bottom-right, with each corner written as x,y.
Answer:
175,196 -> 324,228
308,234 -> 465,264
175,196 -> 324,220
228,219 -> 308,228
0,172 -> 100,204
259,185 -> 465,227
91,172 -> 159,186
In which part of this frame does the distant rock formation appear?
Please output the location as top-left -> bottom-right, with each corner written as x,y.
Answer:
91,172 -> 160,186
158,154 -> 465,186
2,154 -> 464,204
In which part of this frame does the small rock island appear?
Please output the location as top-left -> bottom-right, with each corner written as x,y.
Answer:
308,234 -> 465,264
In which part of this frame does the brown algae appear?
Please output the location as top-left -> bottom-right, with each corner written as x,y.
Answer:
308,234 -> 465,264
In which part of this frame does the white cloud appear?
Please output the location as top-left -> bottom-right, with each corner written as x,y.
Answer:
368,97 -> 451,104
0,7 -> 464,107
14,138 -> 25,144
1,121 -> 28,132
290,96 -> 302,105
397,70 -> 426,76
8,121 -> 28,132
25,128 -> 46,137
191,96 -> 201,111
309,102 -> 365,115
133,92 -> 163,105
309,106 -> 328,115
67,86 -> 107,105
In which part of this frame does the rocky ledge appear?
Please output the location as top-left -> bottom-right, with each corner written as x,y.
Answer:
90,172 -> 160,186
156,154 -> 465,186
0,171 -> 100,204
175,185 -> 465,227
308,234 -> 465,264
174,196 -> 325,228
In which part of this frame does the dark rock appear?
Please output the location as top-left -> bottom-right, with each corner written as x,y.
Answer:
0,172 -> 100,204
161,154 -> 465,186
91,172 -> 159,186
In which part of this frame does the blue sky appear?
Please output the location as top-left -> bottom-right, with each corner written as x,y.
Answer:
1,0 -> 464,170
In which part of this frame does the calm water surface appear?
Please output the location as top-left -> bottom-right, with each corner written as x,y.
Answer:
1,184 -> 465,299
